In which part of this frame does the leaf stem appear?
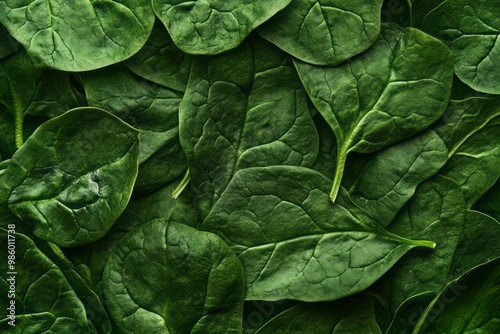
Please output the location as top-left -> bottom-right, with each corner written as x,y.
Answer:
172,169 -> 190,199
15,111 -> 23,148
329,148 -> 348,202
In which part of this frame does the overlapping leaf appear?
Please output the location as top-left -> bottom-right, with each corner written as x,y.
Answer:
295,23 -> 454,201
259,0 -> 384,65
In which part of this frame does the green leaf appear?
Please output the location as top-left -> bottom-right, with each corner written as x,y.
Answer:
385,177 -> 500,314
152,0 -> 292,55
422,0 -> 500,94
125,20 -> 192,92
310,113 -> 338,180
0,108 -> 140,247
0,231 -> 89,332
104,218 -> 245,333
344,130 -> 448,227
82,65 -> 186,195
474,180 -> 500,222
259,0 -> 384,65
413,260 -> 500,333
202,166 -> 435,301
0,0 -> 155,71
255,294 -> 383,333
0,52 -> 80,156
180,38 -> 319,218
433,97 -> 500,208
295,23 -> 454,202
0,24 -> 18,60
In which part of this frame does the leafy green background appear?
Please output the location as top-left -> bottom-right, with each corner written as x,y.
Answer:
0,0 -> 499,333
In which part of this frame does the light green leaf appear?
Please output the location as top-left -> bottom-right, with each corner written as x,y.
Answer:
295,23 -> 454,202
0,108 -> 140,247
259,0 -> 384,65
82,65 -> 186,195
422,0 -> 500,94
104,218 -> 245,333
0,231 -> 89,332
202,166 -> 435,301
125,20 -> 192,92
180,38 -> 319,218
0,0 -> 155,71
153,0 -> 292,55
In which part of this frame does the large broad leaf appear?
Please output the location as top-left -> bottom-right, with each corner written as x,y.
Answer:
0,231 -> 89,332
0,108 -> 140,247
422,0 -> 500,94
413,260 -> 500,333
255,294 -> 383,333
344,130 -> 448,227
153,0 -> 292,55
125,20 -> 192,92
180,38 -> 319,218
295,23 -> 454,202
433,97 -> 500,208
82,65 -> 186,195
0,0 -> 155,71
0,52 -> 80,158
259,0 -> 384,66
104,218 -> 245,333
201,166 -> 435,301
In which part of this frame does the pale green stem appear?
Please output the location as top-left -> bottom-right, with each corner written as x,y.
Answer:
172,169 -> 190,199
15,111 -> 23,148
329,148 -> 348,203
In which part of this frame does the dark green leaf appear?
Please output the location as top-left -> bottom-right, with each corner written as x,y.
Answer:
259,0 -> 384,65
0,24 -> 18,60
180,38 -> 319,218
422,0 -> 500,94
152,0 -> 292,54
1,108 -> 140,247
474,180 -> 500,222
125,20 -> 192,92
0,0 -> 155,71
202,166 -> 435,301
345,130 -> 448,227
433,97 -> 500,208
295,23 -> 454,201
104,218 -> 245,333
0,231 -> 89,332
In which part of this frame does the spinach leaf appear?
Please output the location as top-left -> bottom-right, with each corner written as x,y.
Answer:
0,0 -> 155,71
344,130 -> 448,227
259,0 -> 384,66
255,294 -> 383,333
125,20 -> 192,92
433,97 -> 500,208
310,113 -> 338,179
0,231 -> 89,332
474,180 -> 500,222
0,108 -> 139,247
422,0 -> 500,94
0,24 -> 18,60
384,177 -> 500,314
413,260 -> 500,333
82,65 -> 186,195
0,52 -> 80,157
152,0 -> 292,55
180,37 -> 319,218
202,166 -> 435,301
104,218 -> 245,333
295,23 -> 454,201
